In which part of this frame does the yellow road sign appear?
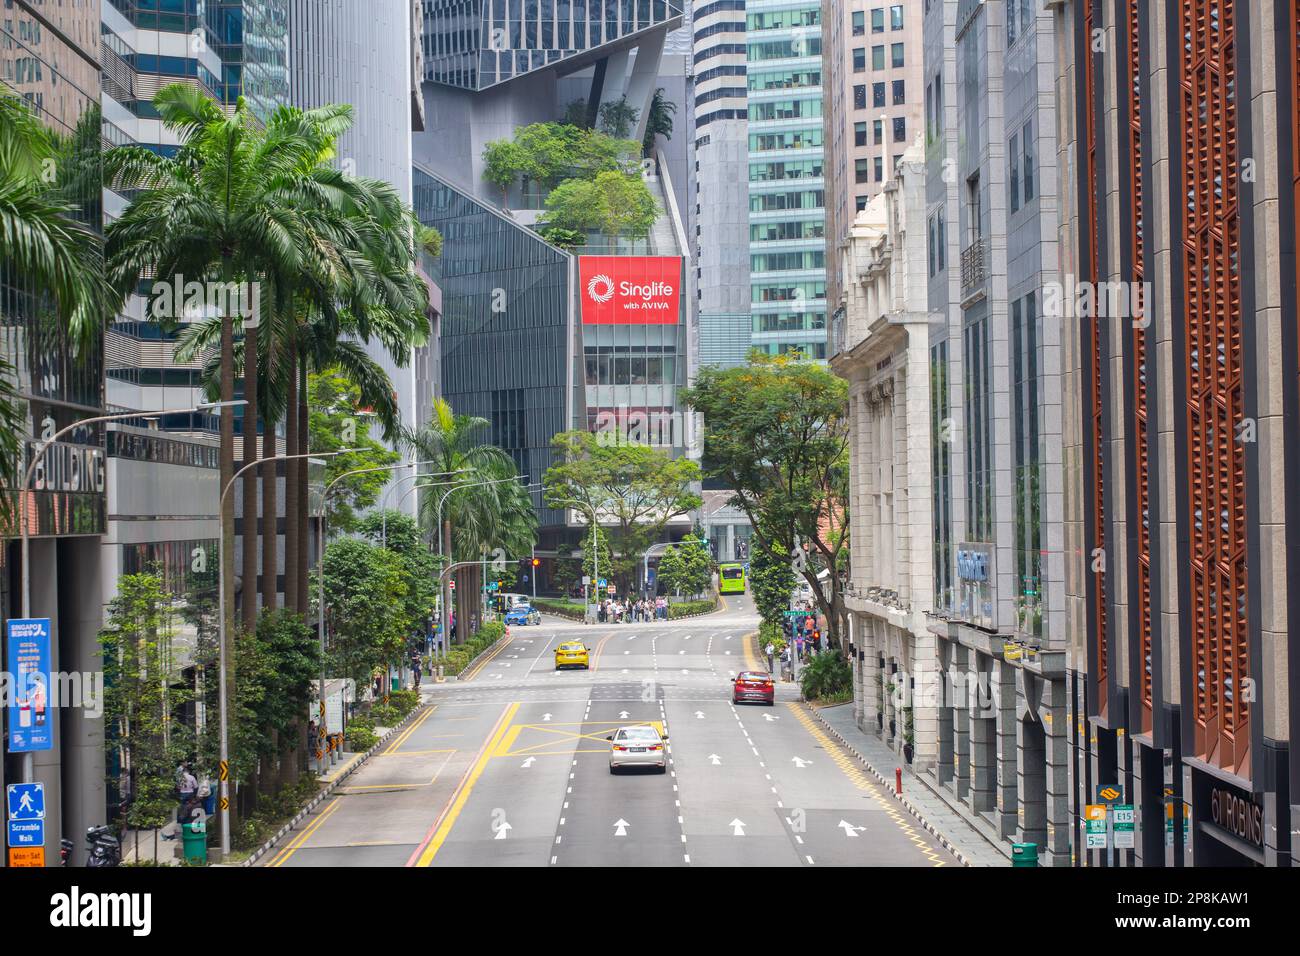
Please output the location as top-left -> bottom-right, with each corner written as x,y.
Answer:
1085,804 -> 1107,821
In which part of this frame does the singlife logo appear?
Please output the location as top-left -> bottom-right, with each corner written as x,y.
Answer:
50,887 -> 152,937
586,274 -> 615,303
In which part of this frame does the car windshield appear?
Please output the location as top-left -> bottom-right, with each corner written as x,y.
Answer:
617,727 -> 659,741
560,643 -> 583,651
739,672 -> 768,680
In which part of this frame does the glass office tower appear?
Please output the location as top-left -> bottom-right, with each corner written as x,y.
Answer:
747,2 -> 826,361
423,0 -> 684,91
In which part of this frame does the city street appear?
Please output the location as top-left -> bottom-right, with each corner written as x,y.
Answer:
261,605 -> 956,867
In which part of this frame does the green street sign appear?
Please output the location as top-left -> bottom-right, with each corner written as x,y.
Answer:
1113,804 -> 1135,849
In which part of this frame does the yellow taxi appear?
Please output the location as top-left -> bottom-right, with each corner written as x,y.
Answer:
554,640 -> 590,670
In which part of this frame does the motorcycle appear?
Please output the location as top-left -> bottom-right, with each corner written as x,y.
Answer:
84,824 -> 122,867
59,837 -> 74,866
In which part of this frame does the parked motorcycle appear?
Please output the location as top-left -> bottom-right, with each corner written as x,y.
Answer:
84,824 -> 121,867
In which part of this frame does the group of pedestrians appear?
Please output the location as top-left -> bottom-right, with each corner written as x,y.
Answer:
596,595 -> 668,623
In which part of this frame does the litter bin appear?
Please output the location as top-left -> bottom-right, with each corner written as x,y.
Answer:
181,821 -> 208,865
1011,842 -> 1038,867
391,675 -> 401,692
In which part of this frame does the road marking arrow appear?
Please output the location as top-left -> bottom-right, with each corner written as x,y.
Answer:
838,820 -> 865,837
613,819 -> 630,837
763,714 -> 779,722
708,754 -> 721,765
542,713 -> 552,721
695,711 -> 705,719
619,710 -> 630,719
791,757 -> 812,768
729,819 -> 747,836
521,757 -> 536,768
494,822 -> 512,840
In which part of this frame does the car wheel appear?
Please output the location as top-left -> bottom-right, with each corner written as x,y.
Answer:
657,764 -> 667,774
609,765 -> 619,775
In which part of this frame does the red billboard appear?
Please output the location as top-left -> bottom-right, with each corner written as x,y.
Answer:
579,256 -> 681,324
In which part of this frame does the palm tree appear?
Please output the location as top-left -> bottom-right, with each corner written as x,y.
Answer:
407,399 -> 521,638
448,457 -> 538,626
0,92 -> 116,520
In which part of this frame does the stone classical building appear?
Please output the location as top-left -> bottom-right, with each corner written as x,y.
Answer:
922,0 -> 1070,864
831,142 -> 937,771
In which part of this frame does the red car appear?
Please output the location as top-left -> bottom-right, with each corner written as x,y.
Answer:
733,671 -> 775,706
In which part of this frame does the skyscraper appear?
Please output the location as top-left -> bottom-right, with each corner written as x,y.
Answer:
747,1 -> 827,361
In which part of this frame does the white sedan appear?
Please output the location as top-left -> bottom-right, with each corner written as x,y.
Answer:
607,725 -> 668,774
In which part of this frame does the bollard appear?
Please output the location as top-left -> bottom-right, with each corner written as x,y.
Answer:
895,767 -> 903,795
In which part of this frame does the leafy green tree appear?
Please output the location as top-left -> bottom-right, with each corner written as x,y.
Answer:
482,138 -> 529,206
592,170 -> 658,243
582,524 -> 612,586
245,609 -> 319,787
100,573 -> 193,836
358,509 -> 439,634
537,178 -> 604,234
539,226 -> 586,252
309,368 -> 401,533
683,353 -> 850,647
561,98 -> 590,128
642,88 -> 676,154
598,96 -> 640,139
544,430 -> 701,594
656,534 -> 713,596
749,530 -> 796,625
322,537 -> 411,686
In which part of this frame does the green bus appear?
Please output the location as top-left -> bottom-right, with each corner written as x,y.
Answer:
718,563 -> 746,594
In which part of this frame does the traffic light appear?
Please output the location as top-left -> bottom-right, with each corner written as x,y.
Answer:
532,558 -> 540,567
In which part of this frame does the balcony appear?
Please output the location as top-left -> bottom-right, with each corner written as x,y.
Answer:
960,237 -> 988,301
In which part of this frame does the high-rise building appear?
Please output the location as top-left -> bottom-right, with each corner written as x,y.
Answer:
923,0 -> 1070,864
414,1 -> 692,553
289,0 -> 434,518
2,0 -> 108,865
822,0 -> 923,317
747,2 -> 826,361
691,0 -> 750,366
1058,0 -> 1299,867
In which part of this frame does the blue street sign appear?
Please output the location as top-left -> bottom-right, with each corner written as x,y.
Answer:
598,578 -> 607,588
5,620 -> 52,753
7,782 -> 45,821
7,819 -> 43,848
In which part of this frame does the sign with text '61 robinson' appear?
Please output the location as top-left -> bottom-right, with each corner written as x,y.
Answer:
6,618 -> 53,753
579,256 -> 681,325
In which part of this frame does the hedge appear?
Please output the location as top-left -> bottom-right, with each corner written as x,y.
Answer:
667,597 -> 717,619
531,597 -> 585,620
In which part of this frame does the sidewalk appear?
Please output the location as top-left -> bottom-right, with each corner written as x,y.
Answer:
812,703 -> 1012,867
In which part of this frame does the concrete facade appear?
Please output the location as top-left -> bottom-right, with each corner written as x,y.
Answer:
922,0 -> 1071,865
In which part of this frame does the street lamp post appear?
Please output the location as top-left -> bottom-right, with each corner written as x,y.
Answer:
12,400 -> 246,790
312,462 -> 463,773
548,496 -> 599,621
217,447 -> 353,859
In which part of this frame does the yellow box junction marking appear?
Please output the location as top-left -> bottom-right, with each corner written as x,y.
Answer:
495,720 -> 666,758
787,703 -> 950,867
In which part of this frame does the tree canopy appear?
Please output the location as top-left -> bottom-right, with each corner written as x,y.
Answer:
309,367 -> 401,533
544,430 -> 701,593
656,534 -> 713,597
683,354 -> 849,644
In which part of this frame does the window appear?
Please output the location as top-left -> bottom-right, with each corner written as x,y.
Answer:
1009,130 -> 1020,213
893,117 -> 906,142
936,206 -> 946,271
871,8 -> 884,32
873,82 -> 886,108
1022,0 -> 1033,33
874,156 -> 883,181
1008,0 -> 1018,45
893,79 -> 905,105
891,42 -> 905,68
854,84 -> 867,109
1022,119 -> 1035,202
855,121 -> 868,147
853,47 -> 866,72
856,195 -> 870,211
891,4 -> 904,29
968,174 -> 982,242
928,215 -> 936,276
872,45 -> 885,70
855,158 -> 871,184
852,10 -> 865,35
873,118 -> 884,144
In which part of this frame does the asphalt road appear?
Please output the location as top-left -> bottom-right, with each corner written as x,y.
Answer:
262,602 -> 957,867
